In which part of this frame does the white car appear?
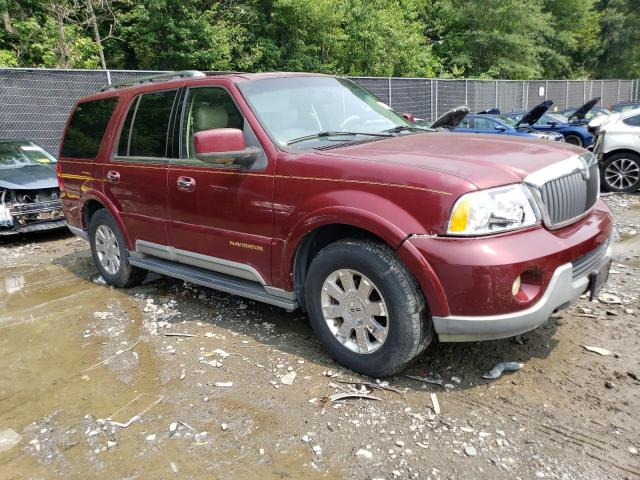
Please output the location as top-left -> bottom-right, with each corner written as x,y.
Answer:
590,108 -> 640,192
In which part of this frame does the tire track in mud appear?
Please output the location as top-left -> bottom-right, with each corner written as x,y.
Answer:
455,396 -> 640,478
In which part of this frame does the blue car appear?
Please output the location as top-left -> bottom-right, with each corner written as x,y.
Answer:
454,112 -> 565,142
504,100 -> 594,147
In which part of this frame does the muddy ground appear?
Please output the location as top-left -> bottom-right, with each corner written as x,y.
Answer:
0,193 -> 639,480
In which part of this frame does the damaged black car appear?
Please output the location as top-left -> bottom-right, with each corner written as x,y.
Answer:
0,140 -> 66,236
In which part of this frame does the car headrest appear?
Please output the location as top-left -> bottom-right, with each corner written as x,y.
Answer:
194,105 -> 229,131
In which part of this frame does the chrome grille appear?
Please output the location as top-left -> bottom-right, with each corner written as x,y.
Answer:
525,153 -> 599,230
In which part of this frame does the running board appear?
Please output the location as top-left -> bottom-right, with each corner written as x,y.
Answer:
129,256 -> 298,311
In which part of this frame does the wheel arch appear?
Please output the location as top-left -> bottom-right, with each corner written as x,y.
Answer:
80,192 -> 133,249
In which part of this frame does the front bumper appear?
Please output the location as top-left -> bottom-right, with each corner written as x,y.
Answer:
433,240 -> 612,341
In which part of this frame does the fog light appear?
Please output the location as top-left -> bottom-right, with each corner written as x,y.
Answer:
512,276 -> 521,296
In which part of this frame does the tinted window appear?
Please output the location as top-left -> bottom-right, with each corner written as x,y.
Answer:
623,114 -> 640,126
128,90 -> 177,157
182,87 -> 244,158
61,97 -> 118,158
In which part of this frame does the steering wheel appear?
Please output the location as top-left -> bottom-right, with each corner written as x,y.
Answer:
339,115 -> 361,130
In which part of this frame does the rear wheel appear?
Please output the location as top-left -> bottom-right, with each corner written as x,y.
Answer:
89,209 -> 147,287
564,134 -> 582,146
304,239 -> 432,377
601,153 -> 640,193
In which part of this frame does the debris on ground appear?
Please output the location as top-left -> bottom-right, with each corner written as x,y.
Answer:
0,428 -> 22,453
430,393 -> 441,414
328,392 -> 381,402
482,361 -> 524,379
280,371 -> 297,385
581,345 -> 619,357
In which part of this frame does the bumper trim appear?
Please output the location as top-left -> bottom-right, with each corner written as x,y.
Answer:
434,244 -> 612,342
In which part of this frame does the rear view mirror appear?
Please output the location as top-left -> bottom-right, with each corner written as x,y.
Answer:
194,128 -> 259,168
494,125 -> 507,131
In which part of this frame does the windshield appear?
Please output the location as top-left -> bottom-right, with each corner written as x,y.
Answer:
0,141 -> 56,169
238,76 -> 415,148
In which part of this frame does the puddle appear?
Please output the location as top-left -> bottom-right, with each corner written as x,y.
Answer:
0,254 -> 333,479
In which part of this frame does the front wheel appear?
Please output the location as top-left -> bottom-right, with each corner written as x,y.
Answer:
564,134 -> 582,146
601,153 -> 640,193
304,239 -> 432,377
89,209 -> 147,288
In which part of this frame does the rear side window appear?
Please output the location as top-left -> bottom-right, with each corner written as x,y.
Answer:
118,90 -> 177,158
623,114 -> 640,126
61,97 -> 118,158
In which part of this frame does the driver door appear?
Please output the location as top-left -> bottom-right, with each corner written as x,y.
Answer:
167,85 -> 274,285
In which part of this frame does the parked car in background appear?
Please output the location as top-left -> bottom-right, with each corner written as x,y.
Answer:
589,108 -> 640,192
58,71 -> 612,377
559,97 -> 610,126
455,112 -> 565,141
505,101 -> 594,147
0,140 -> 66,235
610,101 -> 640,113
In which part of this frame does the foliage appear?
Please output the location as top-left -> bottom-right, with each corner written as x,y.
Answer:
0,0 -> 637,78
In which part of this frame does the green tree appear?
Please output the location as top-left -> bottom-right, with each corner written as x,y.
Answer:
595,0 -> 640,78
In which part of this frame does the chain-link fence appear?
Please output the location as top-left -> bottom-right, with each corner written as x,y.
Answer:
1,68 -> 638,154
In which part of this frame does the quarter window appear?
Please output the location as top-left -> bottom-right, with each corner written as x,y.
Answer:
121,90 -> 178,158
61,97 -> 118,158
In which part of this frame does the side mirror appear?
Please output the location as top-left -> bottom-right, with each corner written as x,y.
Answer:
401,113 -> 415,123
548,121 -> 558,127
494,125 -> 507,132
194,128 -> 259,168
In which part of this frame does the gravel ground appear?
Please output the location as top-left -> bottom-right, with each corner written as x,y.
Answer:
0,193 -> 638,480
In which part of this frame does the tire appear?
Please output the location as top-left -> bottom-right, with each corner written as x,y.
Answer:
564,134 -> 582,146
600,152 -> 640,193
88,209 -> 147,288
304,238 -> 432,377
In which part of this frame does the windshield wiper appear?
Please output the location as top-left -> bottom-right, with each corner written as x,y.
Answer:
286,131 -> 391,146
384,125 -> 425,134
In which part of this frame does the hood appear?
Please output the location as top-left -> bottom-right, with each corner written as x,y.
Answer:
478,108 -> 501,115
317,132 -> 585,190
516,100 -> 553,127
431,106 -> 470,129
567,97 -> 600,122
0,164 -> 58,190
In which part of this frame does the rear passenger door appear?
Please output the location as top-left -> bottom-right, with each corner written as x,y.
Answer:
167,85 -> 274,285
107,89 -> 180,248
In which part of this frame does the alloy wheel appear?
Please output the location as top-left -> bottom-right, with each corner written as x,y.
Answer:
605,158 -> 640,190
94,224 -> 121,275
320,269 -> 389,354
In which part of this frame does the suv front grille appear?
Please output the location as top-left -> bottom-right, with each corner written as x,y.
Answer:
540,163 -> 599,227
526,153 -> 599,230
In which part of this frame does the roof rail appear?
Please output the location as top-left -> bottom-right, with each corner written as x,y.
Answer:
100,70 -> 206,91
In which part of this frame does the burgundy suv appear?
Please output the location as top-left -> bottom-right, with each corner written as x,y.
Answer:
58,71 -> 613,376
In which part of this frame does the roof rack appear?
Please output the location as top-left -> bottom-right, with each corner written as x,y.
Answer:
100,70 -> 206,91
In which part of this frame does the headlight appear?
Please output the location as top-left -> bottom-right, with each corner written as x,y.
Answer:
447,184 -> 539,236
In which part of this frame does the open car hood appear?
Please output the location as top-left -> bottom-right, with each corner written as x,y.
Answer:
515,100 -> 553,127
478,108 -> 501,115
430,106 -> 470,129
568,97 -> 600,122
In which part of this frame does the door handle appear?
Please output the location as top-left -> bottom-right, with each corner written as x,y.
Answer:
177,176 -> 196,192
106,170 -> 120,183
